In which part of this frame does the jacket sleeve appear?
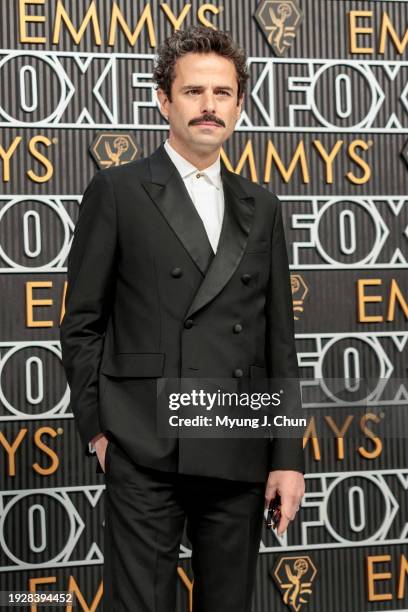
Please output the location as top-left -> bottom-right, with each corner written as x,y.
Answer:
266,195 -> 305,474
59,171 -> 117,455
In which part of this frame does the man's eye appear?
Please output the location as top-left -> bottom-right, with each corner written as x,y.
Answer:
185,89 -> 230,95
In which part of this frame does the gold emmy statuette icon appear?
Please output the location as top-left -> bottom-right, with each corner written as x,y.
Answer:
271,555 -> 317,611
89,133 -> 140,168
254,1 -> 304,57
291,274 -> 308,321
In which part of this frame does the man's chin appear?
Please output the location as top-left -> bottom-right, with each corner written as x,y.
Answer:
190,131 -> 226,147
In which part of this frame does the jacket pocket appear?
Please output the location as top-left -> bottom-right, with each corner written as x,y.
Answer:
100,352 -> 165,378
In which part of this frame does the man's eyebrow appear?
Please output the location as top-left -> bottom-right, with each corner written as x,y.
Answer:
180,85 -> 234,91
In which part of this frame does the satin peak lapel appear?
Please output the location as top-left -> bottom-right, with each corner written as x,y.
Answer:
185,161 -> 255,319
141,144 -> 214,275
142,143 -> 255,318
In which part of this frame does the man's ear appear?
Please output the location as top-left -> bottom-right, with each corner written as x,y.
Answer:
237,94 -> 244,118
156,88 -> 169,120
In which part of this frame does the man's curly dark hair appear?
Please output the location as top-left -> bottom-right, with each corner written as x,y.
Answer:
152,25 -> 249,104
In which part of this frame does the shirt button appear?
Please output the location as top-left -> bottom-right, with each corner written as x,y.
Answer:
233,368 -> 244,378
196,172 -> 203,178
184,319 -> 194,329
241,274 -> 252,285
171,267 -> 183,278
233,323 -> 243,333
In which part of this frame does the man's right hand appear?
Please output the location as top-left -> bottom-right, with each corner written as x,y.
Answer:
91,433 -> 109,473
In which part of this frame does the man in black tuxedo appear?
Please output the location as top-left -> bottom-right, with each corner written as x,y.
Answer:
60,25 -> 305,612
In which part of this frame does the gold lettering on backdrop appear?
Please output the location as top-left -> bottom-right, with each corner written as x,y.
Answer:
0,430 -> 27,476
33,428 -> 60,475
367,555 -> 393,601
0,137 -> 22,182
0,136 -> 54,183
18,1 -> 222,46
29,577 -> 104,611
26,281 -> 54,327
347,139 -> 372,184
221,140 -> 372,186
359,414 -> 383,459
53,0 -> 101,45
357,279 -> 408,323
379,13 -> 408,54
387,279 -> 408,321
160,4 -> 192,31
313,140 -> 343,184
349,10 -> 408,55
26,4 -> 402,53
19,0 -> 47,44
263,139 -> 372,185
29,577 -> 56,601
303,415 -> 384,461
221,141 -> 258,182
264,140 -> 310,184
161,3 -> 222,31
348,11 -> 374,53
0,428 -> 63,477
197,4 -> 221,30
27,136 -> 54,182
177,568 -> 193,612
0,137 -> 373,186
324,415 -> 354,460
398,555 -> 408,600
366,554 -> 408,603
302,417 -> 321,460
108,3 -> 156,47
66,576 -> 103,611
357,279 -> 383,323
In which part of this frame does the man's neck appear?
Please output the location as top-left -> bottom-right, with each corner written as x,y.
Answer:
167,136 -> 220,170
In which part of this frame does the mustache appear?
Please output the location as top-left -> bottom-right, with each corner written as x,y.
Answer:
189,114 -> 225,127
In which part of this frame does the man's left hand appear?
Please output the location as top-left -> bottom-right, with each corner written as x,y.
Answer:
265,470 -> 305,537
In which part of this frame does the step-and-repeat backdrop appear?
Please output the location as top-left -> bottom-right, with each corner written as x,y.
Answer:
0,1 -> 407,610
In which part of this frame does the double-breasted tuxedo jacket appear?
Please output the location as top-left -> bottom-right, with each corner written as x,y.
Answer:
60,141 -> 305,482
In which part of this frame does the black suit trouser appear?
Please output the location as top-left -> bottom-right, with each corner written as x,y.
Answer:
102,437 -> 266,612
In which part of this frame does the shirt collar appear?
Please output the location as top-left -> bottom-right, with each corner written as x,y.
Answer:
164,138 -> 222,190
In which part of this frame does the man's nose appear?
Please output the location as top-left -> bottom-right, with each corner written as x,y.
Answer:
200,92 -> 217,114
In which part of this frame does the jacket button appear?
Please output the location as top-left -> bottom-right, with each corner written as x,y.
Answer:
171,267 -> 183,278
241,273 -> 251,285
184,319 -> 194,329
233,368 -> 244,378
233,323 -> 243,333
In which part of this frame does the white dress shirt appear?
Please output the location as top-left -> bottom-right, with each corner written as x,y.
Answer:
163,138 -> 225,253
